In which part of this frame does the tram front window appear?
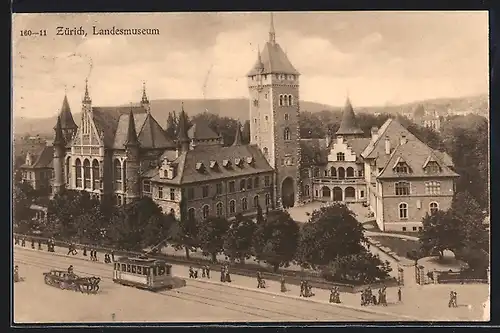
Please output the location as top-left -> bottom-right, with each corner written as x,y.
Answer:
158,266 -> 165,276
137,266 -> 142,275
126,264 -> 131,273
121,264 -> 126,271
143,267 -> 149,276
132,265 -> 137,274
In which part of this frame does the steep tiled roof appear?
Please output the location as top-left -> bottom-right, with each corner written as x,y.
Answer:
20,145 -> 54,169
149,144 -> 273,185
188,122 -> 220,141
300,139 -> 328,167
91,106 -> 144,148
345,138 -> 371,161
247,41 -> 299,76
336,98 -> 364,136
433,150 -> 454,167
54,95 -> 77,130
113,112 -> 175,149
125,110 -> 140,147
362,119 -> 411,160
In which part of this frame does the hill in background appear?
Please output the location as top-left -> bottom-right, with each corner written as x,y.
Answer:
13,94 -> 488,137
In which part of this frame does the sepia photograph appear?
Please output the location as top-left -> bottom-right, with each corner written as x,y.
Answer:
12,11 -> 490,323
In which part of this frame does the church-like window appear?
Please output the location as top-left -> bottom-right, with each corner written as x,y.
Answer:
229,200 -> 236,214
202,205 -> 210,219
253,195 -> 259,208
288,95 -> 293,106
114,159 -> 122,191
241,198 -> 248,211
279,95 -> 284,106
336,152 -> 345,161
395,181 -> 410,196
75,158 -> 82,188
216,202 -> 223,217
399,203 -> 408,219
284,127 -> 291,141
92,160 -> 100,190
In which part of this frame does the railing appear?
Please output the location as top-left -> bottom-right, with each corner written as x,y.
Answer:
313,178 -> 365,185
14,233 -> 396,293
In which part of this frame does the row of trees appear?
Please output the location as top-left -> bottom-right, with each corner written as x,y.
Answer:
16,188 -> 392,285
419,191 -> 489,272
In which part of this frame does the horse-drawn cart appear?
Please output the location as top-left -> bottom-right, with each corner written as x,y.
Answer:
43,270 -> 100,294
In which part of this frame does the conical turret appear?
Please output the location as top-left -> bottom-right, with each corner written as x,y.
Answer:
53,115 -> 65,146
269,12 -> 276,44
336,97 -> 364,137
82,78 -> 91,104
125,109 -> 140,147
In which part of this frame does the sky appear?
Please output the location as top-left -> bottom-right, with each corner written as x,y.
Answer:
12,11 -> 488,119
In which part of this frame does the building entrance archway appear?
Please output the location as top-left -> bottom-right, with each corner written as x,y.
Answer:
281,177 -> 295,208
333,187 -> 343,201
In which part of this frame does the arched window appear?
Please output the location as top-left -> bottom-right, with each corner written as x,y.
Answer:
240,179 -> 246,191
92,160 -> 100,190
345,187 -> 356,198
338,167 -> 345,179
322,186 -> 331,198
336,152 -> 345,161
263,147 -> 269,158
330,167 -> 337,178
395,181 -> 410,196
346,167 -> 354,178
114,159 -> 122,191
253,195 -> 259,208
242,198 -> 248,211
288,95 -> 293,106
65,156 -> 71,185
279,95 -> 283,106
284,113 -> 289,120
429,202 -> 439,214
202,205 -> 210,219
216,202 -> 223,217
75,158 -> 82,188
122,160 -> 127,191
188,208 -> 195,221
399,203 -> 408,219
304,185 -> 310,196
229,200 -> 236,214
284,127 -> 291,141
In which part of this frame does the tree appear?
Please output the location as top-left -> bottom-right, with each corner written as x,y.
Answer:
223,213 -> 257,263
253,210 -> 299,272
322,251 -> 392,284
198,216 -> 230,262
295,204 -> 367,269
419,210 -> 463,258
172,198 -> 199,259
142,213 -> 177,252
13,182 -> 37,232
74,205 -> 107,244
165,111 -> 177,139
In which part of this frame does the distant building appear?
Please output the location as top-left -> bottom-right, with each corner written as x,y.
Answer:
19,145 -> 54,195
413,105 -> 441,131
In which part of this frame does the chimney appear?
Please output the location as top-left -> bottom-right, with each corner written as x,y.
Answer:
325,135 -> 331,148
370,127 -> 379,142
385,136 -> 391,155
400,134 -> 407,145
175,148 -> 180,158
337,135 -> 343,144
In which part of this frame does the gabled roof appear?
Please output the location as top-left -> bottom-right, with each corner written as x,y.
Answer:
113,111 -> 175,149
20,145 -> 54,169
377,136 -> 459,179
345,138 -> 371,161
247,41 -> 299,76
336,98 -> 364,136
361,118 -> 409,160
148,144 -> 273,185
188,122 -> 220,141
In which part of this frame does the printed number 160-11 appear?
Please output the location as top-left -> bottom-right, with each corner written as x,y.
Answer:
20,30 -> 47,37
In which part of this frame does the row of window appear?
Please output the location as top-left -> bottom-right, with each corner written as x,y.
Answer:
394,181 -> 441,196
185,176 -> 271,200
250,74 -> 297,81
313,166 -> 362,179
74,158 -> 102,190
278,95 -> 294,107
398,202 -> 439,219
394,161 -> 441,175
188,193 -> 272,220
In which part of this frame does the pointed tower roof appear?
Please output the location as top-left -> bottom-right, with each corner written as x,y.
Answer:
83,78 -> 91,103
177,103 -> 190,144
53,115 -> 66,146
141,81 -> 149,104
232,123 -> 243,146
54,94 -> 77,130
247,13 -> 299,76
336,97 -> 364,136
125,109 -> 140,147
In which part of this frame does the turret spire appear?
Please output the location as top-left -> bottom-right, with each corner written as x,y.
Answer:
335,96 -> 364,137
232,123 -> 243,146
255,45 -> 264,72
269,12 -> 276,43
178,102 -> 190,151
83,78 -> 91,104
53,115 -> 65,146
141,81 -> 149,104
125,105 -> 140,147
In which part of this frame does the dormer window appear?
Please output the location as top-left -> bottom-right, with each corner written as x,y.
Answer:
424,161 -> 441,174
209,160 -> 218,169
246,156 -> 254,165
395,162 -> 409,174
195,162 -> 204,172
222,159 -> 231,168
234,158 -> 243,167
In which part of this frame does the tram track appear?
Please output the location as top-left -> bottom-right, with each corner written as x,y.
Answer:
14,249 -> 399,321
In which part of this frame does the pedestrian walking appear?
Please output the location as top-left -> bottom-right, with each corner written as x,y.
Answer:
83,246 -> 87,256
398,286 -> 402,302
21,238 -> 26,247
300,280 -> 305,297
202,266 -> 206,278
38,240 -> 42,250
280,274 -> 287,293
189,266 -> 194,278
31,239 -> 35,249
111,250 -> 115,262
220,265 -> 226,282
205,265 -> 211,279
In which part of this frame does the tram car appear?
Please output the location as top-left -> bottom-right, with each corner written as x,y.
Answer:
113,256 -> 186,291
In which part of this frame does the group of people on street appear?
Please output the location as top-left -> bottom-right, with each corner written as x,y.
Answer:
15,236 -> 55,252
82,246 -> 100,261
329,286 -> 341,303
300,280 -> 315,298
256,272 -> 266,289
220,264 -> 232,283
361,286 -> 388,306
188,265 -> 211,279
448,291 -> 458,308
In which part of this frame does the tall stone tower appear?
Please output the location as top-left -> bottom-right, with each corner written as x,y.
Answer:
124,109 -> 141,202
247,13 -> 301,208
52,116 -> 66,196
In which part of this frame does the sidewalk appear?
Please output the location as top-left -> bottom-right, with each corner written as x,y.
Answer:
14,243 -> 487,321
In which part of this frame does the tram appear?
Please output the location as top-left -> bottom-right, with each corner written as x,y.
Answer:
113,256 -> 186,291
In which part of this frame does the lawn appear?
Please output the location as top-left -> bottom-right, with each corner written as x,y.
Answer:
369,236 -> 421,260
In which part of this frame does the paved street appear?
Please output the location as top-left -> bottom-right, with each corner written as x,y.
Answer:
14,245 -> 488,322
